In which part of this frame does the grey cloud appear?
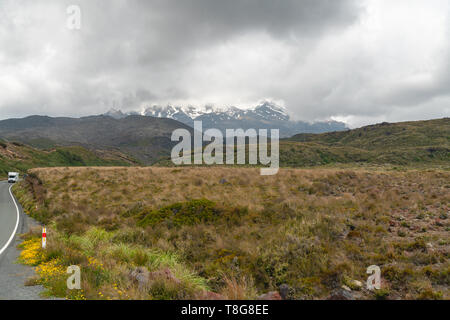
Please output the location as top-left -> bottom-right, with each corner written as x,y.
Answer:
0,0 -> 448,128
380,54 -> 450,108
0,0 -> 361,119
73,0 -> 361,71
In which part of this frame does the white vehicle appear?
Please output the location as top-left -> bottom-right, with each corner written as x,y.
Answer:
8,172 -> 19,183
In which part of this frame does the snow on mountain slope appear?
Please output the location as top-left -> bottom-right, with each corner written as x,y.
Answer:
103,102 -> 347,137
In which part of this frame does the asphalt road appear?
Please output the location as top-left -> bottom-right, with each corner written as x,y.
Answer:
0,180 -> 44,299
0,181 -> 20,257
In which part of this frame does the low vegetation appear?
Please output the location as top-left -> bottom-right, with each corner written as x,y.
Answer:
0,139 -> 137,177
14,166 -> 449,300
282,118 -> 450,167
155,118 -> 450,168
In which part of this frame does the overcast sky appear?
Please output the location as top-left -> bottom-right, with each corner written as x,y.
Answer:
0,0 -> 449,127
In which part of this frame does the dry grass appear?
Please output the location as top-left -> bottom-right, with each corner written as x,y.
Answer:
29,166 -> 448,212
15,166 -> 450,300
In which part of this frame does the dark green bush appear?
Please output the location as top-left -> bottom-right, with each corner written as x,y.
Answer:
137,199 -> 249,228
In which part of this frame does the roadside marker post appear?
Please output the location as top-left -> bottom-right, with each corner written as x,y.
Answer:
42,227 -> 47,249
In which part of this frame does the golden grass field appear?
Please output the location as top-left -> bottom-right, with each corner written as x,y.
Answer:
15,166 -> 449,300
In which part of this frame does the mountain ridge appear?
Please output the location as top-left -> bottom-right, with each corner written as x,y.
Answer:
279,117 -> 450,166
0,114 -> 447,168
0,115 -> 193,164
104,101 -> 348,137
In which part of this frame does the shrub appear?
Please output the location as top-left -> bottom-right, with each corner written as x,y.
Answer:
374,289 -> 390,300
138,199 -> 248,228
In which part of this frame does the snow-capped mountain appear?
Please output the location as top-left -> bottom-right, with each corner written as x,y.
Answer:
142,105 -> 195,125
249,102 -> 290,121
140,102 -> 290,122
103,102 -> 347,137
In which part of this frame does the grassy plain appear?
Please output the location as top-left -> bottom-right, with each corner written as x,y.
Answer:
15,166 -> 449,300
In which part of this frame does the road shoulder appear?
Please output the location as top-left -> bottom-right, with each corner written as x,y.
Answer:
0,191 -> 45,300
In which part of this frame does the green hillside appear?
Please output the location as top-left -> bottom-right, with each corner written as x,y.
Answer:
154,118 -> 450,167
0,140 -> 138,177
3,118 -> 448,171
0,115 -> 194,164
289,118 -> 449,148
281,118 -> 449,167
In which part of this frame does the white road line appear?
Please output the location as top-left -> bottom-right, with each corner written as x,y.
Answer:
0,185 -> 20,256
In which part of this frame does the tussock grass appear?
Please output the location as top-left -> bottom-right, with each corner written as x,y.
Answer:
18,226 -> 207,299
14,166 -> 450,300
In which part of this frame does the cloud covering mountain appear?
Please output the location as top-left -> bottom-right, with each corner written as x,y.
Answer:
105,102 -> 347,137
0,0 -> 449,127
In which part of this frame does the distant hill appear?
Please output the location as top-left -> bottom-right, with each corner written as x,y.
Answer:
1,114 -> 447,169
0,115 -> 193,164
281,118 -> 450,166
153,118 -> 450,167
0,140 -> 137,176
105,101 -> 348,137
